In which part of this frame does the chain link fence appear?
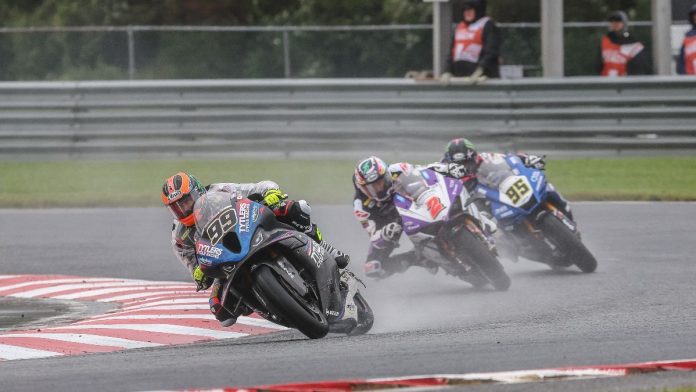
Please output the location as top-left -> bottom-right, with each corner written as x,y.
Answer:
0,22 -> 658,80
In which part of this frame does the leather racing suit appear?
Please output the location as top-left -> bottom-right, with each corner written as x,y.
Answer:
352,163 -> 428,279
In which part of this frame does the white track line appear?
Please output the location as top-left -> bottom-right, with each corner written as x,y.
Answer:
75,314 -> 285,330
97,305 -> 212,315
0,344 -> 62,360
10,281 -> 165,298
1,333 -> 162,349
121,298 -> 207,311
53,285 -> 192,300
97,291 -> 197,302
49,324 -> 247,339
0,278 -> 122,293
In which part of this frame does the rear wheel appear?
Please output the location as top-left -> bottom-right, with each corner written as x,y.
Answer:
538,213 -> 597,273
455,229 -> 511,291
252,265 -> 329,339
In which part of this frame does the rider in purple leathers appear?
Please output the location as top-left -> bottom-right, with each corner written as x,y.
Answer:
352,157 -> 435,279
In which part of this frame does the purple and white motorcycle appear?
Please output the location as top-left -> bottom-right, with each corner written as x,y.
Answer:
392,165 -> 511,291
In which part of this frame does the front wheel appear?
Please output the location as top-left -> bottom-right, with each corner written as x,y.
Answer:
348,292 -> 374,336
455,229 -> 511,291
537,213 -> 598,273
252,265 -> 329,339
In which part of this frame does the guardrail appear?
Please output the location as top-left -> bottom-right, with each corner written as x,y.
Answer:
0,77 -> 695,159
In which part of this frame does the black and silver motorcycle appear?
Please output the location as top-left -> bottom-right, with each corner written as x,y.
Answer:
193,192 -> 373,339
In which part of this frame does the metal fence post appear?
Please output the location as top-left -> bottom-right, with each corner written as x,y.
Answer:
127,27 -> 136,79
651,0 -> 672,75
282,29 -> 292,78
541,0 -> 564,77
432,0 -> 453,77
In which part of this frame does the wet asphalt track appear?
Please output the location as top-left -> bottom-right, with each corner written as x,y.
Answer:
0,202 -> 695,392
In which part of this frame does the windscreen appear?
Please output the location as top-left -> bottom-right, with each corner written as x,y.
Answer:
393,169 -> 429,201
477,160 -> 515,189
193,192 -> 237,244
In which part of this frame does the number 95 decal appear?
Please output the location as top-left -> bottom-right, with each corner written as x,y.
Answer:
503,178 -> 531,206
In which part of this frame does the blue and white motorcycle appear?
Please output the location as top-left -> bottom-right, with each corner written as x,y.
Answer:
391,165 -> 511,290
192,192 -> 373,339
475,154 -> 597,273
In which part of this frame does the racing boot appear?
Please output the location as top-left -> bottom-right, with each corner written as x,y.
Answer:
364,251 -> 418,279
329,270 -> 360,334
209,280 -> 252,327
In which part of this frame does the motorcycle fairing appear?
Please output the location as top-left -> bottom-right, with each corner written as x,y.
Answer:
476,154 -> 549,224
195,199 -> 263,266
394,168 -> 465,236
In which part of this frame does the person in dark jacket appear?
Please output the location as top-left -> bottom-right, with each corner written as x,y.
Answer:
677,4 -> 696,75
597,11 -> 652,76
448,0 -> 501,79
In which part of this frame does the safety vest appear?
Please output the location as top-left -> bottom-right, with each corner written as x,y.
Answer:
683,35 -> 696,75
452,17 -> 490,63
600,35 -> 644,77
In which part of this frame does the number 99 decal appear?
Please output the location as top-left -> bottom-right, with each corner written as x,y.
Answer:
205,206 -> 238,245
504,178 -> 531,205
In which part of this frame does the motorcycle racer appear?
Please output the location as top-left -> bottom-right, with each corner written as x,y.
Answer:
162,172 -> 350,327
428,137 -> 573,220
352,157 -> 430,279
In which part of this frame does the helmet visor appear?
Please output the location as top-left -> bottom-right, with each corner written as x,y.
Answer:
166,185 -> 205,222
167,193 -> 196,221
361,175 -> 393,201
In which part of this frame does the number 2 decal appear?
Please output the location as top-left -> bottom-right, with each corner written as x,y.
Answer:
425,196 -> 445,219
505,179 -> 531,205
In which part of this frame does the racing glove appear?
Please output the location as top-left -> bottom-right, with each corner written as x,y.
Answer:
262,188 -> 287,209
447,163 -> 470,179
193,265 -> 213,291
521,154 -> 546,170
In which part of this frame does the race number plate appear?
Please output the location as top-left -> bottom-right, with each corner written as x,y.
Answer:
499,176 -> 533,207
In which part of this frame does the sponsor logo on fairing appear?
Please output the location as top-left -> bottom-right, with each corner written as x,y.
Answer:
196,243 -> 223,258
310,243 -> 324,268
238,202 -> 250,232
531,171 -> 541,182
251,205 -> 260,222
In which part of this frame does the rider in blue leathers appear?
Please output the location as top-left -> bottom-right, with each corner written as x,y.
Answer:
162,172 -> 349,326
427,138 -> 573,220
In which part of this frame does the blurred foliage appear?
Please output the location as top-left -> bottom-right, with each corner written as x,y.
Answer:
0,0 -> 656,79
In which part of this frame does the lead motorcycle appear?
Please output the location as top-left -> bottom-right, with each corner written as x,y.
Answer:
391,165 -> 511,291
475,153 -> 597,273
193,192 -> 373,339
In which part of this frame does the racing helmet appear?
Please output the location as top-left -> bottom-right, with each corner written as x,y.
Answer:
161,172 -> 206,227
354,156 -> 394,202
443,138 -> 481,174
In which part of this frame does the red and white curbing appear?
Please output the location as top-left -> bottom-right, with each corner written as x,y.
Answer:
155,359 -> 696,391
0,274 -> 286,361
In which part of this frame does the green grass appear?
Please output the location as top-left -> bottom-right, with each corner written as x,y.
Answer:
0,157 -> 695,208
